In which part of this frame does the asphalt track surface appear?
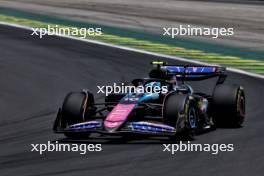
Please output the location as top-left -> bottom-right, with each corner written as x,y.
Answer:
0,24 -> 264,176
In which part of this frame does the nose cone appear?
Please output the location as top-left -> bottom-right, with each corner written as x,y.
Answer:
104,121 -> 123,132
104,104 -> 136,132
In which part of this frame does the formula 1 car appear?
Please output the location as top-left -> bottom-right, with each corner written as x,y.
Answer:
53,61 -> 246,140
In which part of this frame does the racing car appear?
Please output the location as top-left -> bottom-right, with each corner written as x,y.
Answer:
53,61 -> 246,140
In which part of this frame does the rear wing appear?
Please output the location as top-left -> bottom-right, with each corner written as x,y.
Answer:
150,61 -> 227,83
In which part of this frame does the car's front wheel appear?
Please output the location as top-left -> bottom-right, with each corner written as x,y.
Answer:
60,91 -> 94,138
163,93 -> 198,140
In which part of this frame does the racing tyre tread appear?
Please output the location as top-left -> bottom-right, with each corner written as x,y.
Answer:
212,84 -> 245,128
163,93 -> 198,140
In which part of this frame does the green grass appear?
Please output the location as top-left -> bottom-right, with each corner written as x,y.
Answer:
0,14 -> 264,74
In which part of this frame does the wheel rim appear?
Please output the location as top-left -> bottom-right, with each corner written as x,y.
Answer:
188,107 -> 197,128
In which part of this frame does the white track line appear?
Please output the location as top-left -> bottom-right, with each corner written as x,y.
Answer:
1,21 -> 263,79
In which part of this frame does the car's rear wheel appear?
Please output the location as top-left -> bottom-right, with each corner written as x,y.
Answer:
163,93 -> 198,140
212,84 -> 245,127
61,91 -> 94,138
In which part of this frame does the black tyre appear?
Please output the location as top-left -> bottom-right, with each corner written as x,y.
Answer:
212,84 -> 245,127
61,91 -> 94,138
163,93 -> 198,140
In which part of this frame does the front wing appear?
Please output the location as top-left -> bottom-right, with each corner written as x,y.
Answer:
54,119 -> 177,137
